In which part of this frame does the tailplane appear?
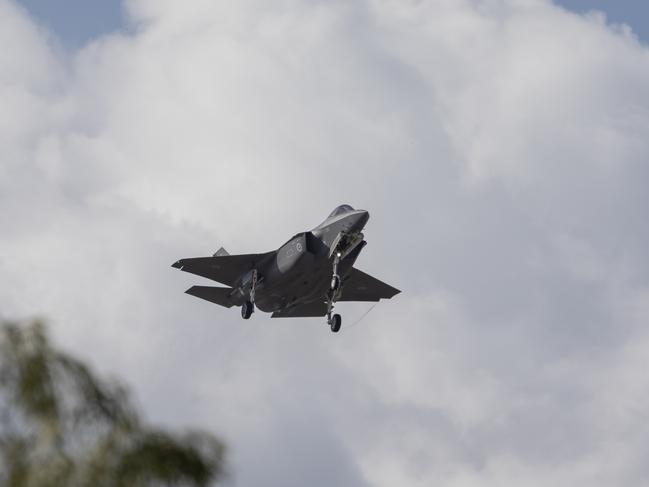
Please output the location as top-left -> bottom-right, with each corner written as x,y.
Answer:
185,285 -> 234,308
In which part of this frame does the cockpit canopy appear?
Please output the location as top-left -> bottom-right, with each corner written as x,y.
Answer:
328,204 -> 355,218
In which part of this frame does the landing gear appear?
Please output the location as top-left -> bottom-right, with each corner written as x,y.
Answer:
330,275 -> 341,292
241,300 -> 254,319
326,296 -> 342,333
329,313 -> 341,333
241,269 -> 258,320
330,252 -> 341,291
325,252 -> 342,332
250,269 -> 258,304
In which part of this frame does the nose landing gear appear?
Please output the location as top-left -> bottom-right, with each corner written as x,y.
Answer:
330,251 -> 341,292
330,275 -> 341,292
326,253 -> 343,332
324,251 -> 346,332
328,313 -> 341,333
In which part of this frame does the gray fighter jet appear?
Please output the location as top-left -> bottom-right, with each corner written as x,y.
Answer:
172,205 -> 400,332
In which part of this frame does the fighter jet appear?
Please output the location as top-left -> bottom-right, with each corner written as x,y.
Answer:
171,205 -> 400,332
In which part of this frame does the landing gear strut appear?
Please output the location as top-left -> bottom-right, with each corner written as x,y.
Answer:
330,252 -> 341,292
250,269 -> 258,304
241,269 -> 258,320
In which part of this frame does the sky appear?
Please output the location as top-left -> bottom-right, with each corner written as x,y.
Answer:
2,0 -> 649,486
15,0 -> 649,47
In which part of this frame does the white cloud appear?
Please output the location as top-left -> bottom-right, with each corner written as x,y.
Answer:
2,0 -> 649,485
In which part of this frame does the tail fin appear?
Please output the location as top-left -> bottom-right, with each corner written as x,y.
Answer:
213,247 -> 229,257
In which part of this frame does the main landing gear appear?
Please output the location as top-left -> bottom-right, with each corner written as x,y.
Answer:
241,269 -> 258,320
241,301 -> 254,319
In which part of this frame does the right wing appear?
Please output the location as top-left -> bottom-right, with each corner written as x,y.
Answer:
338,268 -> 400,302
172,252 -> 272,287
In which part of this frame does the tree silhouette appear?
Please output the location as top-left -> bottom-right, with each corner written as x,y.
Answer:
0,319 -> 225,486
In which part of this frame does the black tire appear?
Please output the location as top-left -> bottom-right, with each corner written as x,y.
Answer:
241,301 -> 254,319
330,314 -> 341,333
330,275 -> 341,292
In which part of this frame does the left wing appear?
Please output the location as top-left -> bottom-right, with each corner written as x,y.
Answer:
338,268 -> 400,302
172,252 -> 271,287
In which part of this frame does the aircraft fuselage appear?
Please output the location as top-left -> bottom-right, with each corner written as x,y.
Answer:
234,208 -> 369,313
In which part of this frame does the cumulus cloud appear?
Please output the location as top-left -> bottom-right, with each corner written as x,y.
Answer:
1,0 -> 649,485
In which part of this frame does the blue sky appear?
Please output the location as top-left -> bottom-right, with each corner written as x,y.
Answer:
15,0 -> 649,48
557,0 -> 649,40
16,0 -> 124,47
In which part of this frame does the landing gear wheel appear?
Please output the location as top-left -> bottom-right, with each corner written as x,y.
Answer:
330,275 -> 341,292
241,301 -> 254,319
330,314 -> 341,333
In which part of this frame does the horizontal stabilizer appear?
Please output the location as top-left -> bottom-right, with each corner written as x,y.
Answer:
339,268 -> 400,302
185,286 -> 235,308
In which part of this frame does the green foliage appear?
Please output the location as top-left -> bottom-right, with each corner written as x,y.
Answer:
0,319 -> 225,486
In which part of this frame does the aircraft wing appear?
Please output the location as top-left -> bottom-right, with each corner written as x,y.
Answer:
172,252 -> 271,287
339,268 -> 400,302
271,301 -> 327,318
185,285 -> 235,308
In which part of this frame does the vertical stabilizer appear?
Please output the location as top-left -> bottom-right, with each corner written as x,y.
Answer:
213,247 -> 230,257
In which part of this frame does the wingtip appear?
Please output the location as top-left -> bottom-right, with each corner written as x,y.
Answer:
171,260 -> 183,269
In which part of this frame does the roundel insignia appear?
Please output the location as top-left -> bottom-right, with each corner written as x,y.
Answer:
296,242 -> 303,252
